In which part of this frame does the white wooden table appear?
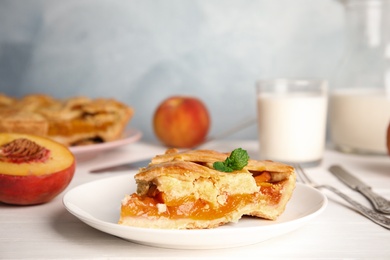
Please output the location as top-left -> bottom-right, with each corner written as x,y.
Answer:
1,140 -> 390,259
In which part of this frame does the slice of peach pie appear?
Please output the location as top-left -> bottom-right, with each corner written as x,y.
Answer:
118,148 -> 296,229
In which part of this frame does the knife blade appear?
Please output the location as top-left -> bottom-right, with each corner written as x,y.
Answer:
89,117 -> 257,173
329,165 -> 390,214
89,158 -> 152,173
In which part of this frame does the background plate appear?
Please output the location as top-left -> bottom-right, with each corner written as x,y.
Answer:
69,128 -> 142,161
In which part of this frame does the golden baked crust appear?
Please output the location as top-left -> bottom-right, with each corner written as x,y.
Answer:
0,93 -> 134,146
119,148 -> 296,229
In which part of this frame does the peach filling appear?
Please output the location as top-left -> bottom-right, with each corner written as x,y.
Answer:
48,119 -> 113,136
121,173 -> 281,221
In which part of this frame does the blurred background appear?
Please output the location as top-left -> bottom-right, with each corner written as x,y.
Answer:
0,0 -> 345,142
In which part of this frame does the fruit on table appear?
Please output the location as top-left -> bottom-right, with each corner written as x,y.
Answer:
153,96 -> 210,148
0,133 -> 75,205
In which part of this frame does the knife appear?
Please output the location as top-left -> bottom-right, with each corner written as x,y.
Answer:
329,165 -> 390,214
89,158 -> 152,173
89,117 -> 257,173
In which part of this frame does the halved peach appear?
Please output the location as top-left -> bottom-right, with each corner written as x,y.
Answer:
0,133 -> 75,205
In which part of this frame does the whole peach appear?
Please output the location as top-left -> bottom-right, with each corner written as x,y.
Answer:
153,96 -> 210,148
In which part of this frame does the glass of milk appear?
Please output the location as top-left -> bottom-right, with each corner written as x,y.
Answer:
330,88 -> 390,155
256,79 -> 328,167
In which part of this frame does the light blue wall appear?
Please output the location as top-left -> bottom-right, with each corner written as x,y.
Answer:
0,0 -> 345,142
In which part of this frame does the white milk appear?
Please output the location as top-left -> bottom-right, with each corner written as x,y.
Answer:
330,88 -> 390,154
257,94 -> 328,163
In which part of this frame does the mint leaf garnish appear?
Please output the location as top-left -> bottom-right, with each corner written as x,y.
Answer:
213,161 -> 234,172
213,148 -> 249,172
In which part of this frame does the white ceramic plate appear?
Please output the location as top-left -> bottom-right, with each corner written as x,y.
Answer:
63,175 -> 327,249
69,128 -> 142,161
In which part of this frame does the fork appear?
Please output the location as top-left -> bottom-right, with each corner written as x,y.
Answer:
294,163 -> 390,230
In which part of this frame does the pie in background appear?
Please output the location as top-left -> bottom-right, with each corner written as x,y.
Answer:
119,148 -> 296,229
0,93 -> 134,146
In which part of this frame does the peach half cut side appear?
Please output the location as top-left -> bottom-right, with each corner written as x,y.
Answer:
0,133 -> 76,205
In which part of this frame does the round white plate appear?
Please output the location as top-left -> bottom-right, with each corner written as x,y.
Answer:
63,175 -> 327,249
69,128 -> 142,161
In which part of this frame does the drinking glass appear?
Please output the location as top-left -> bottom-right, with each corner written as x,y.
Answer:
256,79 -> 328,167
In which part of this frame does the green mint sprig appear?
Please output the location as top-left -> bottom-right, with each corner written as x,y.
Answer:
213,148 -> 249,172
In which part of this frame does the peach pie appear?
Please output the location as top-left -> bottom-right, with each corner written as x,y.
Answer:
118,148 -> 296,229
0,93 -> 134,146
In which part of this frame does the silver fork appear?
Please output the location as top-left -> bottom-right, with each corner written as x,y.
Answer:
294,163 -> 390,230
